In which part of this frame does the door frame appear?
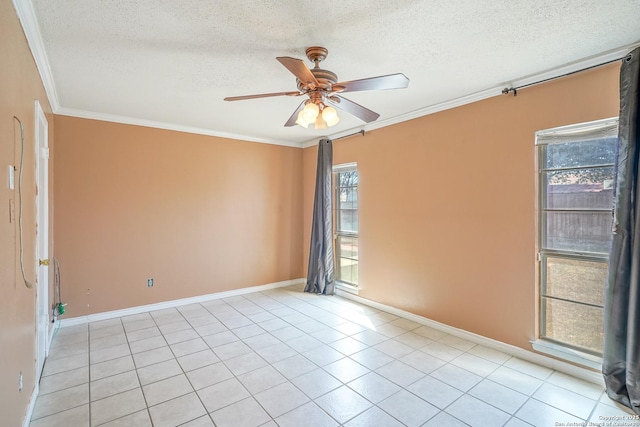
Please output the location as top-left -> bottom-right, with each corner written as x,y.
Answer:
35,100 -> 49,380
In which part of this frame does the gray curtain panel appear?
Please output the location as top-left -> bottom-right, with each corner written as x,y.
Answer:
305,139 -> 335,295
603,47 -> 640,414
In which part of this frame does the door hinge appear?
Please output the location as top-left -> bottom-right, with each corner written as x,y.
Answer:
39,259 -> 50,266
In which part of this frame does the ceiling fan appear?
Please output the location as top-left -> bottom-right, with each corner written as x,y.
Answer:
224,46 -> 409,129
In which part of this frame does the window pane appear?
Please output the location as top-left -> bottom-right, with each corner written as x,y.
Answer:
544,137 -> 616,170
338,209 -> 358,233
544,167 -> 614,210
338,187 -> 358,209
338,258 -> 358,285
539,125 -> 616,358
543,211 -> 612,253
542,297 -> 603,354
337,236 -> 358,285
338,170 -> 358,187
334,167 -> 358,287
337,236 -> 358,259
543,257 -> 606,306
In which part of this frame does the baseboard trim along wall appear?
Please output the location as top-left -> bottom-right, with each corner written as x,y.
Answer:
58,278 -> 306,327
335,289 -> 604,387
55,277 -> 602,387
22,383 -> 39,427
23,321 -> 56,427
47,323 -> 55,355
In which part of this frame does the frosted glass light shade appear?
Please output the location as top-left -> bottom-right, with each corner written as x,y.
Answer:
296,110 -> 310,127
301,102 -> 319,122
322,106 -> 340,127
314,115 -> 327,129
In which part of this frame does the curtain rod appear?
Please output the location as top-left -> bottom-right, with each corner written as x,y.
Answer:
502,52 -> 633,96
332,129 -> 365,141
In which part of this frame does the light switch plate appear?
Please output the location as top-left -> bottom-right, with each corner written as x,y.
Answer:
8,165 -> 14,190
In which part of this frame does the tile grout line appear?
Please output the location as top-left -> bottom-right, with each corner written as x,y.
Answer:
292,291 -> 596,426
123,301 -> 394,425
150,308 -> 207,426
217,292 -> 372,424
145,299 -> 294,423
191,295 -> 331,425
124,315 -> 154,427
28,324 -> 91,424
241,292 -> 445,425
235,291 -> 505,425
173,304 -> 224,426
191,297 -> 275,422
38,286 -> 620,427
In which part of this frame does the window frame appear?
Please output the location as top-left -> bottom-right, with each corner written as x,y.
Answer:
535,117 -> 618,359
333,163 -> 359,290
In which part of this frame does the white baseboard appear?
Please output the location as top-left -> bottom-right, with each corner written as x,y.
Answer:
22,383 -> 39,427
47,321 -> 55,356
24,323 -> 54,427
60,278 -> 305,327
54,277 -> 602,386
335,289 -> 604,386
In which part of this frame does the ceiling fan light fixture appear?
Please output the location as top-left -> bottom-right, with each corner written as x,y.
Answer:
322,106 -> 340,127
295,110 -> 310,128
224,47 -> 409,129
301,102 -> 319,122
314,114 -> 328,129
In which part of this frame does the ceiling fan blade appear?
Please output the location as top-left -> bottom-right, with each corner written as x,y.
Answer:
224,91 -> 301,101
284,101 -> 307,127
334,73 -> 409,93
326,95 -> 380,123
276,57 -> 319,88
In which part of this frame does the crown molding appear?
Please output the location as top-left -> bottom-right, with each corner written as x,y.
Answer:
301,85 -> 499,148
12,0 -> 300,148
13,2 -> 638,150
56,107 -> 302,148
12,0 -> 61,111
302,41 -> 640,149
504,42 -> 638,91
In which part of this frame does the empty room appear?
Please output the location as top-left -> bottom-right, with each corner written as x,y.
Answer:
3,1 -> 640,426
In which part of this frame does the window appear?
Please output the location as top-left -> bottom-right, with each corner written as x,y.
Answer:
537,118 -> 617,356
334,164 -> 358,287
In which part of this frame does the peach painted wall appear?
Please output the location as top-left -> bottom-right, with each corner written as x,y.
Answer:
54,116 -> 303,317
1,1 -> 56,425
303,64 -> 620,350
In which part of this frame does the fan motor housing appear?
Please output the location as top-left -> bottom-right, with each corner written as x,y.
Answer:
297,68 -> 338,91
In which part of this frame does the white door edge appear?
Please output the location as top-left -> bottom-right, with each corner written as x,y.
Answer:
34,100 -> 49,380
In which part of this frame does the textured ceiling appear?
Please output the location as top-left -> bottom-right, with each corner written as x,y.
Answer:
27,0 -> 640,146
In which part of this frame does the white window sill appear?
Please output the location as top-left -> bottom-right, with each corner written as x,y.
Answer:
335,282 -> 359,295
531,339 -> 602,370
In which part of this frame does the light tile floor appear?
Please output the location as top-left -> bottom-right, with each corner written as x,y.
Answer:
30,285 -> 637,427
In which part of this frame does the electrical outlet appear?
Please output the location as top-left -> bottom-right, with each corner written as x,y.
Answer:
147,278 -> 153,287
18,372 -> 23,391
